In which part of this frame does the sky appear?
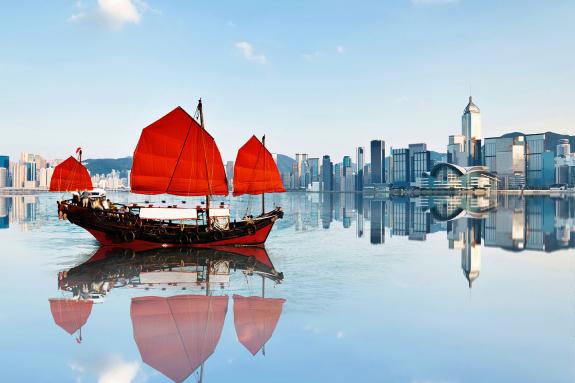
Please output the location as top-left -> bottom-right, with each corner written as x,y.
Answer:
0,0 -> 573,162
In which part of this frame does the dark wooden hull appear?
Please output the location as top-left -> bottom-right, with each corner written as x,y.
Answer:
58,201 -> 283,249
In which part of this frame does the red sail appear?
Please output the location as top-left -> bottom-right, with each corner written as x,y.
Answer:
130,107 -> 229,196
49,299 -> 93,335
131,295 -> 228,383
233,295 -> 285,355
233,135 -> 285,196
49,156 -> 93,192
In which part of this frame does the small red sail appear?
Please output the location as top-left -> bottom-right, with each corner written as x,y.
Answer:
233,135 -> 285,196
49,299 -> 93,335
131,295 -> 228,383
233,295 -> 285,355
49,156 -> 92,192
130,107 -> 229,196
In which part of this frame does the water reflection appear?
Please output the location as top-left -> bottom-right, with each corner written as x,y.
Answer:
282,193 -> 575,288
285,194 -> 575,253
49,246 -> 285,383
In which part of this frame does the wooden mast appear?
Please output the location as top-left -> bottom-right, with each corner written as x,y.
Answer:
261,135 -> 266,215
198,99 -> 211,228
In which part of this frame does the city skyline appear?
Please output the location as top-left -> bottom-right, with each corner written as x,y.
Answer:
1,1 -> 574,162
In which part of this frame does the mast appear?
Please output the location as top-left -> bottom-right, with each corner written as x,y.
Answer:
261,274 -> 266,356
197,99 -> 211,228
262,135 -> 266,215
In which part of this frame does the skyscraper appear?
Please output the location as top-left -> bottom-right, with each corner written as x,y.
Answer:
462,96 -> 482,166
370,140 -> 385,184
356,147 -> 364,191
392,148 -> 410,187
407,143 -> 427,182
321,155 -> 333,191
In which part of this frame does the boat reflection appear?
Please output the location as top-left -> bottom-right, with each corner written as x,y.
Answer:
50,246 -> 286,383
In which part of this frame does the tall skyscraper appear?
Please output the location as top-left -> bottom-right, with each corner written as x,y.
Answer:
356,147 -> 364,191
321,155 -> 333,191
462,96 -> 482,166
370,140 -> 385,184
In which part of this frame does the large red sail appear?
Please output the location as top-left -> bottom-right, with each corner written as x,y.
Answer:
49,299 -> 93,335
49,156 -> 93,192
131,295 -> 228,383
233,295 -> 285,355
130,107 -> 229,196
233,135 -> 285,196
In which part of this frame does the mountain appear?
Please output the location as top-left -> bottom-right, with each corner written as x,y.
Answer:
84,157 -> 132,178
275,154 -> 295,174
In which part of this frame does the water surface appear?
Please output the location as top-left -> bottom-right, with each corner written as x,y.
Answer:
0,192 -> 573,383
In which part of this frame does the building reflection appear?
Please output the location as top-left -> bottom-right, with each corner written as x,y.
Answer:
49,246 -> 286,383
0,195 -> 40,231
287,193 -> 574,287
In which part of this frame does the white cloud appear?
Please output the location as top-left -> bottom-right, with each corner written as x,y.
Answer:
98,359 -> 141,383
336,45 -> 345,54
98,0 -> 141,27
68,0 -> 156,29
336,330 -> 345,339
411,0 -> 459,5
69,355 -> 146,383
235,42 -> 268,64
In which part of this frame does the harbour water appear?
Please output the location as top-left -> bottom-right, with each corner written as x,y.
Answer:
0,192 -> 573,383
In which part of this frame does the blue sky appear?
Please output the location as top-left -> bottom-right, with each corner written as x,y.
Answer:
0,0 -> 573,162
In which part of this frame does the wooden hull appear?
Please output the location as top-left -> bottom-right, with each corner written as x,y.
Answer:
58,201 -> 283,249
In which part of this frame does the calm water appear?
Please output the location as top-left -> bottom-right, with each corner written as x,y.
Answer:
0,192 -> 573,383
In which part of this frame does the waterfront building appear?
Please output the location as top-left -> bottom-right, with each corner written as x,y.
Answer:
447,135 -> 467,166
525,134 -> 556,188
363,163 -> 370,186
415,163 -> 498,190
308,157 -> 320,183
356,147 -> 364,191
0,155 -> 8,187
334,163 -> 342,192
321,155 -> 333,191
370,140 -> 385,184
225,161 -> 234,186
555,139 -> 575,185
483,135 -> 526,189
462,96 -> 482,166
391,148 -> 410,188
295,153 -> 309,189
408,144 -> 427,182
0,168 -> 7,188
447,97 -> 483,167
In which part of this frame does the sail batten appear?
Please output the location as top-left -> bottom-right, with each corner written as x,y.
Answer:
130,107 -> 228,196
233,135 -> 285,196
49,156 -> 93,192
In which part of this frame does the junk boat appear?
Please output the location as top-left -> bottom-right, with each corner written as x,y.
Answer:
53,100 -> 285,248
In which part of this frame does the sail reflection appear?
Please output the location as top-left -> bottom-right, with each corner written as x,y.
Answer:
50,246 -> 285,383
